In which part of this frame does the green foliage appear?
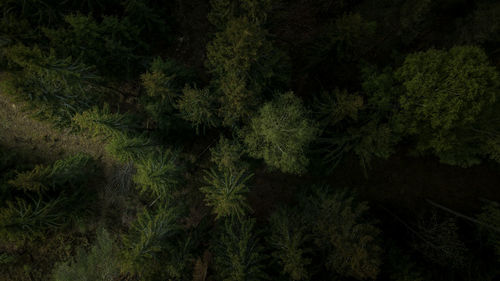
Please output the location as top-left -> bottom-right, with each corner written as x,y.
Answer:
0,196 -> 71,245
209,136 -> 247,172
140,57 -> 194,131
73,105 -> 139,137
314,89 -> 364,127
213,218 -> 267,281
268,207 -> 310,280
121,205 -> 181,277
395,46 -> 500,166
477,201 -> 500,262
133,150 -> 183,199
43,14 -> 144,77
324,121 -> 396,172
208,0 -> 271,29
414,213 -> 468,268
177,85 -> 219,132
206,16 -> 288,126
2,44 -> 101,126
105,133 -> 153,163
303,187 -> 382,280
8,153 -> 97,193
243,92 -> 319,174
201,168 -> 252,220
52,228 -> 120,281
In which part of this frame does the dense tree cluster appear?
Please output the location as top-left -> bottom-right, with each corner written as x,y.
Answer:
1,0 -> 500,280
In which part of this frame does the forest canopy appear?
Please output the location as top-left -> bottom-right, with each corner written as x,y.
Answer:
0,0 -> 500,280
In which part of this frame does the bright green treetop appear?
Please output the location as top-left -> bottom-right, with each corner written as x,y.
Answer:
243,92 -> 319,174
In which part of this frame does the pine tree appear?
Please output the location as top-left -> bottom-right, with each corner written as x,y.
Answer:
43,14 -> 144,77
52,228 -> 120,281
2,44 -> 101,126
9,153 -> 97,193
0,196 -> 70,245
303,186 -> 382,280
121,205 -> 181,278
268,207 -> 311,280
105,133 -> 154,163
177,85 -> 219,133
201,168 -> 252,220
206,15 -> 288,126
140,57 -> 194,131
243,92 -> 319,174
213,218 -> 267,281
209,136 -> 247,172
73,105 -> 139,138
133,150 -> 183,199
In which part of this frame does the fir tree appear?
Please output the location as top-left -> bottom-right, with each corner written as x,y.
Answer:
268,207 -> 311,280
133,150 -> 183,199
201,168 -> 252,220
177,85 -> 219,133
303,186 -> 382,280
73,105 -> 139,138
213,218 -> 267,281
209,136 -> 247,172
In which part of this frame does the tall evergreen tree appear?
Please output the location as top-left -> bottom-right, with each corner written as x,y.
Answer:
243,92 -> 319,174
213,218 -> 267,281
201,168 -> 252,220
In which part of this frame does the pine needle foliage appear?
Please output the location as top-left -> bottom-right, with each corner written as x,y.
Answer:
133,150 -> 183,199
209,136 -> 247,172
302,186 -> 382,280
213,218 -> 267,281
0,196 -> 71,245
268,207 -> 311,280
177,85 -> 219,133
201,168 -> 252,220
105,133 -> 154,163
243,92 -> 319,174
43,14 -> 144,78
73,105 -> 139,137
121,205 -> 181,277
52,228 -> 120,281
8,153 -> 97,193
2,44 -> 101,126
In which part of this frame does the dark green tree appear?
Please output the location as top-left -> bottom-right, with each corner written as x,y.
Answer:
43,14 -> 144,77
177,85 -> 219,133
243,92 -> 319,174
395,46 -> 500,166
2,44 -> 101,126
121,205 -> 181,278
268,207 -> 311,280
213,218 -> 267,281
303,187 -> 383,280
206,16 -> 288,126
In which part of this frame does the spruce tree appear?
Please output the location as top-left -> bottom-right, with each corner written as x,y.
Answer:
201,168 -> 252,220
268,207 -> 311,280
213,218 -> 267,281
